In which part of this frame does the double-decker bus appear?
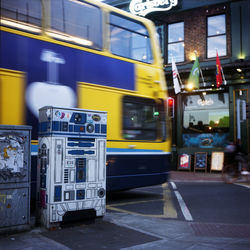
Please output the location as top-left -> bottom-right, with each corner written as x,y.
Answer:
0,0 -> 171,191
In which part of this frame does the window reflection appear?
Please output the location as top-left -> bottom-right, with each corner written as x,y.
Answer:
168,43 -> 184,63
1,0 -> 41,29
207,14 -> 226,58
208,15 -> 226,36
123,96 -> 160,140
110,14 -> 152,63
50,0 -> 102,49
183,93 -> 229,133
168,22 -> 184,63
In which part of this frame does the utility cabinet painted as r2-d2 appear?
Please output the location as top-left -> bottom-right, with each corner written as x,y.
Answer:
37,106 -> 107,228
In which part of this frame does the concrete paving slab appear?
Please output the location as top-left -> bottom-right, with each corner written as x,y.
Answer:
41,218 -> 160,250
104,212 -> 193,239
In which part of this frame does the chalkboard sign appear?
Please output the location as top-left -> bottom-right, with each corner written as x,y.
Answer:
178,154 -> 191,170
211,152 -> 224,172
194,152 -> 207,172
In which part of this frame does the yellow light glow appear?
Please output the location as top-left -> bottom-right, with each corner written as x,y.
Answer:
186,83 -> 194,90
236,68 -> 242,73
202,92 -> 207,96
238,53 -> 246,60
189,54 -> 196,61
209,126 -> 212,130
189,50 -> 198,61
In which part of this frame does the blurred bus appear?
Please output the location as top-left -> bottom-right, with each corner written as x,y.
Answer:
0,0 -> 171,191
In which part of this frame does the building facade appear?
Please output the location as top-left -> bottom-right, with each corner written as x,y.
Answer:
103,0 -> 250,171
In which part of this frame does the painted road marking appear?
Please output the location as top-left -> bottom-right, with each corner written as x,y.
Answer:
235,183 -> 250,189
174,190 -> 193,221
170,181 -> 177,190
107,183 -> 177,219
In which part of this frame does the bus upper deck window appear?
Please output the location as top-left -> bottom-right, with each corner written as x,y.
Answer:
50,0 -> 102,50
110,13 -> 153,63
1,0 -> 41,32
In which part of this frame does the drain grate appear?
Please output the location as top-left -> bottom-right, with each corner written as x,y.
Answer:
191,223 -> 250,238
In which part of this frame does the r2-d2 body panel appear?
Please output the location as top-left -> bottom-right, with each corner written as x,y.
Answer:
38,106 -> 107,228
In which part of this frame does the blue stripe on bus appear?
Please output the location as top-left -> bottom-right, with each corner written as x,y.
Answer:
31,145 -> 166,155
0,30 -> 135,139
0,30 -> 135,91
31,144 -> 38,154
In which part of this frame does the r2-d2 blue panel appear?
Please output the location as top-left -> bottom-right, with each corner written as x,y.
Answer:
37,106 -> 107,228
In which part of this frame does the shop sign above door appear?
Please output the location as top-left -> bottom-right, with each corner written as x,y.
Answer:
129,0 -> 178,16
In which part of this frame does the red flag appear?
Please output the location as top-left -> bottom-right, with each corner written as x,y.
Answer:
216,51 -> 223,88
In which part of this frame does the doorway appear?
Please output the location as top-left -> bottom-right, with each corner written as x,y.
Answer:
233,89 -> 249,153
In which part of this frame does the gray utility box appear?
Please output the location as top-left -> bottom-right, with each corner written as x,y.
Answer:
0,125 -> 32,233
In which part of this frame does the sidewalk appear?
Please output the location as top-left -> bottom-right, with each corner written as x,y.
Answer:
169,170 -> 223,182
0,172 -> 249,250
1,212 -> 250,250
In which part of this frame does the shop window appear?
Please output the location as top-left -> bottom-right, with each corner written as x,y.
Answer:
207,14 -> 227,58
122,96 -> 160,140
183,93 -> 229,133
110,14 -> 153,63
50,0 -> 102,49
182,93 -> 229,147
167,22 -> 184,63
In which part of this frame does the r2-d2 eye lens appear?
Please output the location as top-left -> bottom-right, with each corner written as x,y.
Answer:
74,113 -> 82,122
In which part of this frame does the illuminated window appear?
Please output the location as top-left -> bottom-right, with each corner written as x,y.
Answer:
183,93 -> 229,134
207,14 -> 227,58
168,22 -> 184,63
110,14 -> 153,63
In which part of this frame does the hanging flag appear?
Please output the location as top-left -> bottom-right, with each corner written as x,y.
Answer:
172,57 -> 181,94
188,56 -> 200,89
216,51 -> 223,88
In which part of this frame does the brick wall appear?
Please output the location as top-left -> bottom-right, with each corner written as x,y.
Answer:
158,3 -> 231,64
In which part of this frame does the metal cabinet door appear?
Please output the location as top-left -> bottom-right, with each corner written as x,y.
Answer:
0,188 -> 29,227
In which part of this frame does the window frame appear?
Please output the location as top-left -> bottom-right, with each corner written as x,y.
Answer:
167,21 -> 185,64
122,96 -> 163,141
0,0 -> 42,34
48,0 -> 103,50
206,14 -> 227,58
182,92 -> 230,134
109,12 -> 153,64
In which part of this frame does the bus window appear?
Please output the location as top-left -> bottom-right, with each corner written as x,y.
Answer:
123,96 -> 158,140
50,0 -> 102,49
1,0 -> 41,29
110,14 -> 153,63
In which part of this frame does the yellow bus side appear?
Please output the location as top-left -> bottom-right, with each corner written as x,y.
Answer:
0,68 -> 25,125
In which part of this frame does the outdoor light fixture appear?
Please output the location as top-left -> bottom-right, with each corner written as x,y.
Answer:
186,83 -> 194,90
189,50 -> 198,61
236,68 -> 242,73
189,53 -> 196,61
238,53 -> 246,60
